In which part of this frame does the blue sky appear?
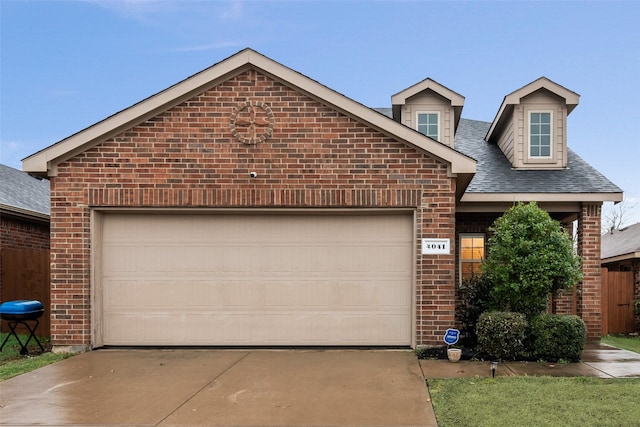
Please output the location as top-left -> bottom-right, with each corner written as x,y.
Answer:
1,0 -> 639,224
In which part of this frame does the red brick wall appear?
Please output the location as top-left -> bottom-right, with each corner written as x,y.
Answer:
577,203 -> 603,341
1,216 -> 50,250
49,69 -> 456,348
0,215 -> 50,312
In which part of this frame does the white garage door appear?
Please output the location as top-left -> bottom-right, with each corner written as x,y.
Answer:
100,213 -> 413,346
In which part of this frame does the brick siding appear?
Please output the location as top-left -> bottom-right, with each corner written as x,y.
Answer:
1,216 -> 50,250
577,203 -> 603,341
49,69 -> 456,348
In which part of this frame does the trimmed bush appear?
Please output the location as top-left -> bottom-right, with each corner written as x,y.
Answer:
457,274 -> 495,347
530,314 -> 586,362
476,311 -> 528,360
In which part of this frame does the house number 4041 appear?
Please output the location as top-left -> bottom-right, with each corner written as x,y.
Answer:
421,238 -> 450,255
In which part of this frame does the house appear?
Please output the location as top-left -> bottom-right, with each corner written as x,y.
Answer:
22,49 -> 622,351
602,222 -> 640,332
0,163 -> 51,335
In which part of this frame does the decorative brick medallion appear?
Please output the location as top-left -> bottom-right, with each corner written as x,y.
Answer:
229,101 -> 275,145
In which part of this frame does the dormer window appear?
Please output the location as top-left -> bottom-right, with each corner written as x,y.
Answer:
417,112 -> 439,141
529,111 -> 552,158
391,78 -> 464,148
485,77 -> 579,170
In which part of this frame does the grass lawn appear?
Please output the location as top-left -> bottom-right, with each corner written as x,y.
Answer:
428,376 -> 640,427
0,333 -> 73,381
601,335 -> 640,354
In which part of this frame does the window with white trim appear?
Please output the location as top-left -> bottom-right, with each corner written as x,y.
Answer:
417,112 -> 439,141
460,234 -> 485,283
529,112 -> 552,158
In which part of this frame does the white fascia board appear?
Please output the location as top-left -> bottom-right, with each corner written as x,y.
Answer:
252,57 -> 475,174
391,77 -> 465,106
460,192 -> 623,203
503,77 -> 580,108
23,51 -> 254,174
0,203 -> 50,222
22,49 -> 476,176
602,252 -> 640,264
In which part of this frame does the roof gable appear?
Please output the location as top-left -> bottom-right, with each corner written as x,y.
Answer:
391,78 -> 465,130
23,49 -> 475,179
486,77 -> 580,143
391,77 -> 465,106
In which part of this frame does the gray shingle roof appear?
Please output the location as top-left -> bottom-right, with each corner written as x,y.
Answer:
0,163 -> 50,216
601,222 -> 640,259
454,118 -> 622,194
371,112 -> 622,196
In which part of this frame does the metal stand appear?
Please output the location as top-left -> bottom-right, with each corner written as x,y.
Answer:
0,319 -> 44,355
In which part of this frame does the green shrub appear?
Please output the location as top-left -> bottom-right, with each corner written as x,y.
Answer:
476,311 -> 528,360
530,314 -> 586,362
483,202 -> 582,319
457,274 -> 495,346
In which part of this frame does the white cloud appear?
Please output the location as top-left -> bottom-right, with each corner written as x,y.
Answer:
220,0 -> 243,20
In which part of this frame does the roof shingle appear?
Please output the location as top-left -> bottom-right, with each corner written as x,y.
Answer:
454,118 -> 622,194
0,163 -> 50,216
602,222 -> 640,259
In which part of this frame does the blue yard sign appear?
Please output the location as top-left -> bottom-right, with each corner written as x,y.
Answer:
443,328 -> 460,345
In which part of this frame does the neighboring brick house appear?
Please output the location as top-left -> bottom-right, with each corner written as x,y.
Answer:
0,164 -> 50,252
602,222 -> 640,331
22,49 -> 621,351
0,163 -> 51,334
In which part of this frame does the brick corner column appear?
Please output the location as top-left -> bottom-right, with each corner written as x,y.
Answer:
414,183 -> 457,347
577,203 -> 602,341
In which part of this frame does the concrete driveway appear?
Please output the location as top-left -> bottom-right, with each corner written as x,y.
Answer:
0,349 -> 437,427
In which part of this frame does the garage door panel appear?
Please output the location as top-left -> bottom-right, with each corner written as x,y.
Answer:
104,311 -> 412,346
264,281 -> 331,307
101,213 -> 413,346
338,280 -> 409,308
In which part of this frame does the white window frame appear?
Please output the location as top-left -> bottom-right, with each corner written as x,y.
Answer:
527,110 -> 553,160
459,233 -> 485,284
416,111 -> 440,141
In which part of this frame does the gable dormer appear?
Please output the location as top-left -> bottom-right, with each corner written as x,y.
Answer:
391,78 -> 464,148
486,77 -> 579,170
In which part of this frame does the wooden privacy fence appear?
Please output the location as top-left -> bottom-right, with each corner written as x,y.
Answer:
601,268 -> 635,335
0,248 -> 50,337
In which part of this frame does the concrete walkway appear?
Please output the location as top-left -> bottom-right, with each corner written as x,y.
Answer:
419,343 -> 640,379
0,349 -> 437,427
1,344 -> 638,427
